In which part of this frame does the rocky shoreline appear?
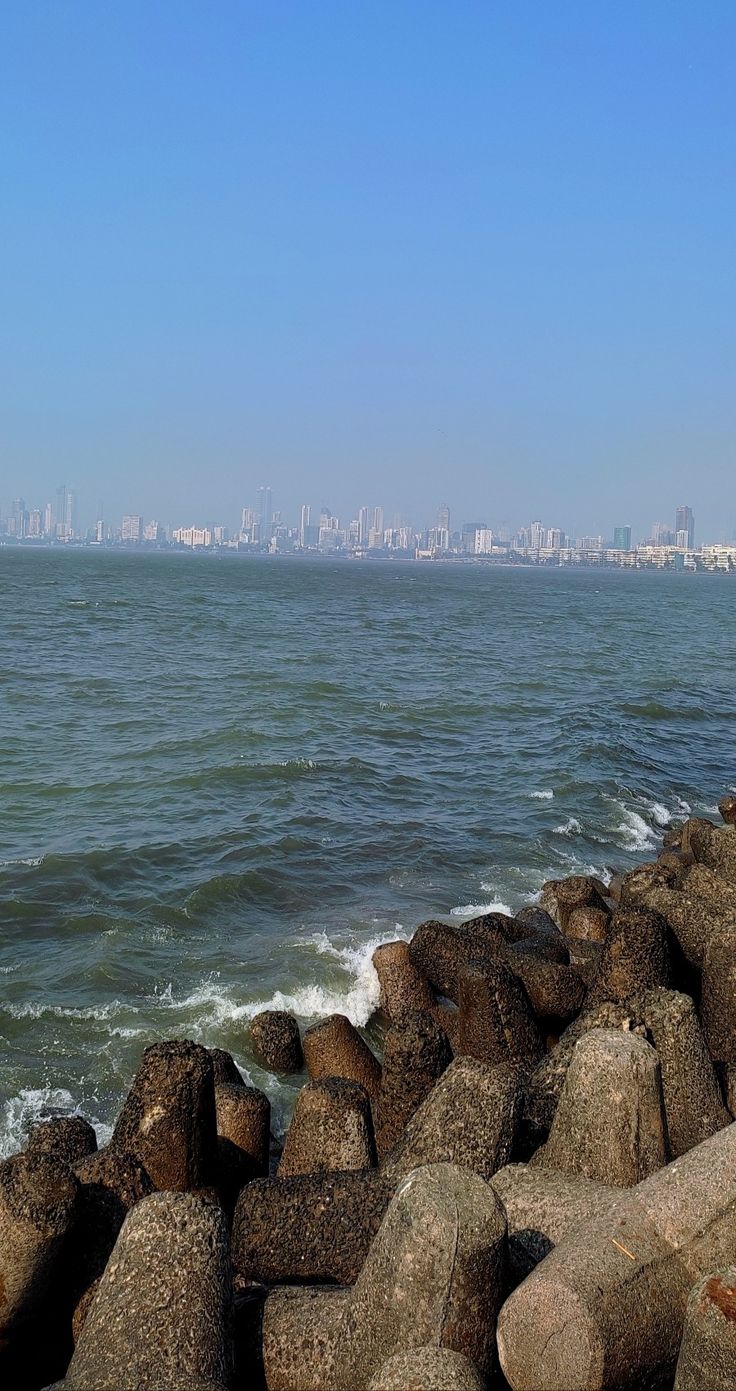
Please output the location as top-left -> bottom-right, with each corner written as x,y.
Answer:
3,796 -> 736,1390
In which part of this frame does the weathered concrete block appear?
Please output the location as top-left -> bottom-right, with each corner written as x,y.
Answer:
372,940 -> 436,1021
636,863 -> 736,968
27,1118 -> 97,1167
491,1162 -> 619,1283
383,1056 -> 522,1182
332,1164 -> 507,1388
408,920 -> 498,1002
111,1039 -> 217,1191
60,1192 -> 231,1390
531,1029 -> 668,1186
374,1013 -> 451,1157
565,904 -> 611,942
674,1266 -> 736,1390
539,876 -> 610,933
302,1014 -> 381,1099
215,1083 -> 270,1173
367,1347 -> 487,1390
504,950 -> 585,1023
628,987 -> 730,1156
683,816 -> 736,884
262,1285 -> 349,1391
565,937 -> 604,987
524,1001 -> 644,1134
249,1010 -> 304,1074
718,794 -> 736,826
209,1047 -> 245,1087
701,928 -> 736,1064
0,1152 -> 78,1344
278,1078 -> 376,1178
497,1121 -> 736,1391
70,1147 -> 154,1332
586,905 -> 671,1006
232,1169 -> 395,1285
457,960 -> 543,1071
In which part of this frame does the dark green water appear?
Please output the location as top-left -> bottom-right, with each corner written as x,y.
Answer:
1,549 -> 734,1150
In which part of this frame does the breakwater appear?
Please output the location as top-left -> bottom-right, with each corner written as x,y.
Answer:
3,799 -> 736,1389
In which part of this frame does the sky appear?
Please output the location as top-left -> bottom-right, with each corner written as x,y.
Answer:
1,1 -> 735,541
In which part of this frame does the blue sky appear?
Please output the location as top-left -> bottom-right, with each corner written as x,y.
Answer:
1,1 -> 734,539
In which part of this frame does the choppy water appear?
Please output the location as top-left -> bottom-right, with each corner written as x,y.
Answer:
1,549 -> 734,1154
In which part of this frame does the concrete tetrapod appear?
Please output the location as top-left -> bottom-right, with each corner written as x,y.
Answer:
367,1347 -> 487,1390
636,863 -> 736,968
456,960 -> 543,1072
382,1056 -> 522,1182
586,905 -> 671,1007
491,1163 -> 620,1283
0,1152 -> 78,1349
26,1118 -> 97,1167
701,928 -> 736,1064
334,1163 -> 506,1389
58,1191 -> 232,1391
302,1014 -> 382,1099
110,1039 -> 217,1191
683,816 -> 736,884
627,987 -> 730,1156
373,1012 -> 451,1157
674,1266 -> 736,1390
372,940 -> 437,1021
523,1001 -> 645,1135
531,1029 -> 668,1187
278,1078 -> 376,1177
249,1011 -> 304,1075
232,1169 -> 395,1285
497,1120 -> 736,1391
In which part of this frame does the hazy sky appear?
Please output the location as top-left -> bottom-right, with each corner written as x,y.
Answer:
2,1 -> 734,540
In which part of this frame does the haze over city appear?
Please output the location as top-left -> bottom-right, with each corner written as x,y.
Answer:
2,2 -> 735,539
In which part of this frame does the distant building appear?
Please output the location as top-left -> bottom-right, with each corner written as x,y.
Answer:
357,506 -> 369,546
56,485 -> 77,539
461,522 -> 485,553
257,486 -> 273,540
213,526 -> 229,544
530,521 -> 544,549
651,522 -> 674,546
676,506 -> 695,548
122,514 -> 143,542
300,504 -> 312,546
437,504 -> 450,534
613,525 -> 632,551
474,528 -> 495,554
28,509 -> 43,537
172,526 -> 213,547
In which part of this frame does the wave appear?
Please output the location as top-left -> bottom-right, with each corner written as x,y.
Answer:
553,817 -> 583,837
450,900 -> 513,918
0,1087 -> 113,1160
529,789 -> 554,800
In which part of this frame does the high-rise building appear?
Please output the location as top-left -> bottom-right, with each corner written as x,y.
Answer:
28,509 -> 42,537
530,520 -> 544,549
373,505 -> 384,536
676,529 -> 690,549
675,506 -> 694,548
461,522 -> 485,553
44,502 -> 54,537
121,514 -> 143,542
613,525 -> 632,551
55,485 -> 77,538
474,529 -> 495,554
11,498 -> 28,538
437,504 -> 450,534
651,522 -> 673,546
143,520 -> 164,543
358,506 -> 369,546
258,486 -> 273,540
300,504 -> 311,545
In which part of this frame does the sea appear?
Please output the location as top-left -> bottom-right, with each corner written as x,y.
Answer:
1,548 -> 734,1154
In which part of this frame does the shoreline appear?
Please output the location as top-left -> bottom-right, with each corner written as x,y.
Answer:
3,798 -> 736,1388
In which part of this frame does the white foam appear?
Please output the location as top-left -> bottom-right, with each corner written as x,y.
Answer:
614,807 -> 657,853
0,856 -> 43,869
649,802 -> 672,827
529,789 -> 554,800
1,999 -> 125,1023
154,929 -> 412,1033
450,900 -> 513,918
0,1088 -> 112,1160
553,817 -> 583,837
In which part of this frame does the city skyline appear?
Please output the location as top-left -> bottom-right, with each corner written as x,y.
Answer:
1,484 -> 724,557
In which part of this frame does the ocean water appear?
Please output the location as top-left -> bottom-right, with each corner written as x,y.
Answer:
1,549 -> 734,1154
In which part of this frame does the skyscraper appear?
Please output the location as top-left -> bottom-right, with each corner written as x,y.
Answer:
55,485 -> 77,539
437,504 -> 450,533
257,486 -> 273,540
373,505 -> 384,537
613,525 -> 632,551
358,506 -> 369,546
675,506 -> 694,548
300,504 -> 311,546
